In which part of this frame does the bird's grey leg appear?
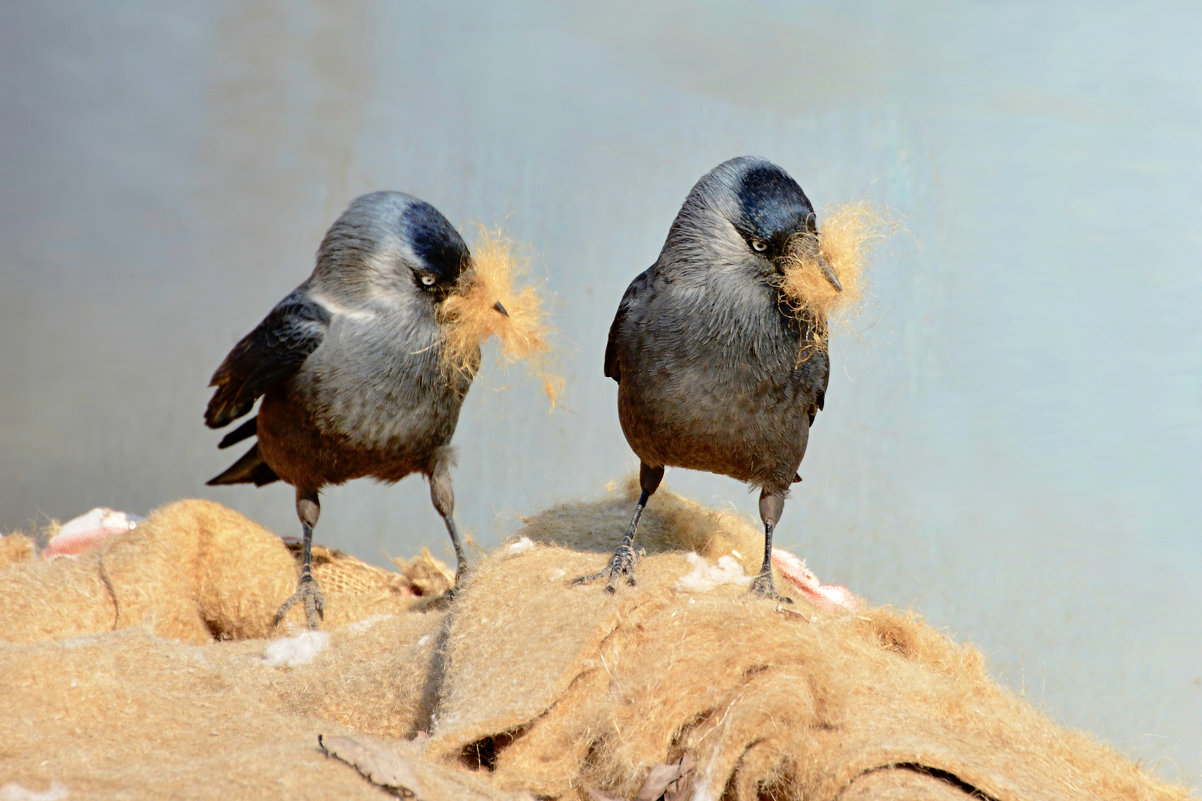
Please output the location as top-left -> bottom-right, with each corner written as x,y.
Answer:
750,489 -> 791,602
274,489 -> 326,629
429,466 -> 468,587
573,462 -> 664,592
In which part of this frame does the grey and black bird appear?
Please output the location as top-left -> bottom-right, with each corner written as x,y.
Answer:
576,156 -> 843,599
204,191 -> 505,627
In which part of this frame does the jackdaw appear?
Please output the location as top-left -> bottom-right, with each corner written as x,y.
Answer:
204,191 -> 505,628
576,156 -> 842,600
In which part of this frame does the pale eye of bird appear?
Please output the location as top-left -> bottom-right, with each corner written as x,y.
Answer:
420,273 -> 437,286
751,239 -> 768,253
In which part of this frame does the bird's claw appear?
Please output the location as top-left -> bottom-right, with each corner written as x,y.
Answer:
572,542 -> 640,592
274,572 -> 326,629
749,571 -> 792,603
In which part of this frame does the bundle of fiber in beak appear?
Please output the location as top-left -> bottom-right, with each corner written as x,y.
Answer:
437,226 -> 562,406
779,202 -> 889,352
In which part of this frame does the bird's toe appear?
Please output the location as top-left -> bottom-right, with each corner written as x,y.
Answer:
274,574 -> 326,630
749,572 -> 791,603
303,584 -> 326,629
573,542 -> 640,591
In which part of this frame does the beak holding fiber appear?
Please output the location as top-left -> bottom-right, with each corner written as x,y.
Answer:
436,226 -> 562,406
819,258 -> 843,293
777,202 -> 887,351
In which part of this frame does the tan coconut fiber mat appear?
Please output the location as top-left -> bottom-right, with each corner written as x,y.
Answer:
0,488 -> 1192,801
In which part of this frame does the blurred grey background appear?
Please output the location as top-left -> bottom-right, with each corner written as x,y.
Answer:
2,0 -> 1199,786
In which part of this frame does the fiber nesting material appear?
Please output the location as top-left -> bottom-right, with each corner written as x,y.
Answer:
0,489 -> 1191,801
438,226 -> 562,406
778,202 -> 890,354
430,527 -> 1190,801
0,499 -> 438,643
0,532 -> 36,569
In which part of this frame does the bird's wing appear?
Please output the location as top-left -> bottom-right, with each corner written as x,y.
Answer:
204,289 -> 331,429
604,268 -> 654,384
809,347 -> 831,426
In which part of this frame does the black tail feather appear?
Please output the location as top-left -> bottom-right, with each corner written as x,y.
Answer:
207,444 -> 279,487
218,416 -> 258,449
204,382 -> 253,429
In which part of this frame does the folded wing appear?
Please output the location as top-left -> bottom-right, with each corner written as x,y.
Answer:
204,289 -> 331,430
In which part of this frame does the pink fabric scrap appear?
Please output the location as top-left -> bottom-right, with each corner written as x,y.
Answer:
771,547 -> 859,612
41,507 -> 141,559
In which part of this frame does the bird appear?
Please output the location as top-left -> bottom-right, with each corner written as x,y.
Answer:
576,156 -> 843,600
204,191 -> 506,628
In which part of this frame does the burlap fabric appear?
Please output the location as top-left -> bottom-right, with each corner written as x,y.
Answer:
0,490 -> 1189,801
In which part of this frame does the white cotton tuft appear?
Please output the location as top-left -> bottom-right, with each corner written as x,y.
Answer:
673,553 -> 752,593
262,630 -> 329,667
1,781 -> 69,801
504,536 -> 535,555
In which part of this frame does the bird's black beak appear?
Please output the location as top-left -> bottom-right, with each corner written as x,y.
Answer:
817,255 -> 842,292
493,300 -> 509,317
788,233 -> 842,292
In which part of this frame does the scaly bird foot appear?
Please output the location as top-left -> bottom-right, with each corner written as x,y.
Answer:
274,572 -> 326,629
749,570 -> 793,604
572,542 -> 640,593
